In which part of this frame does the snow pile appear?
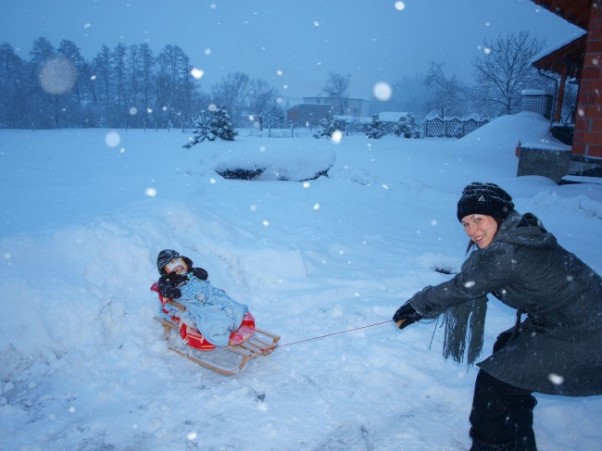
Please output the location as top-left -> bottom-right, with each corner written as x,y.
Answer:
459,111 -> 569,151
213,143 -> 336,181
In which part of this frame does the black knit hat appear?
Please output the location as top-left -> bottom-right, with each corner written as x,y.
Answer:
456,182 -> 514,222
156,249 -> 193,274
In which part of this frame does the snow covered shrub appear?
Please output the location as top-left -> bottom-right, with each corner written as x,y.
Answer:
364,118 -> 387,139
183,106 -> 237,148
313,116 -> 347,139
393,113 -> 419,138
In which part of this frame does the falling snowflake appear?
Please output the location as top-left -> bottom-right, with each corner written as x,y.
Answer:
145,188 -> 157,197
331,130 -> 343,144
38,56 -> 77,95
105,131 -> 121,148
190,68 -> 204,79
373,82 -> 392,101
548,373 -> 565,386
187,431 -> 198,441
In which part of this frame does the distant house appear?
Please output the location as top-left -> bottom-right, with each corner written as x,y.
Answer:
287,96 -> 369,126
301,96 -> 369,117
287,104 -> 331,127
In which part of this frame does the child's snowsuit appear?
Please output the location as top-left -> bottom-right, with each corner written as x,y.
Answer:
158,269 -> 248,347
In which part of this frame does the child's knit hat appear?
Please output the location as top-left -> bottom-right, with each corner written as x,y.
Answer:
157,249 -> 193,274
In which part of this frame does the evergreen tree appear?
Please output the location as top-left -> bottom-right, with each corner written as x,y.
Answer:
211,106 -> 236,140
0,43 -> 27,127
183,106 -> 236,148
29,37 -> 57,128
56,39 -> 86,127
393,113 -> 419,138
313,115 -> 347,138
0,37 -> 204,129
364,118 -> 387,139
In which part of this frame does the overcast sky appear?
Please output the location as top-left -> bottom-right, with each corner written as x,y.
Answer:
1,0 -> 583,101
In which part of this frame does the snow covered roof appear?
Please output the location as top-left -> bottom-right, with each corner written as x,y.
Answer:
531,32 -> 586,78
531,0 -> 591,29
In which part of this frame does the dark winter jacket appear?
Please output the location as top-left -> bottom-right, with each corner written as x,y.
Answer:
409,210 -> 602,396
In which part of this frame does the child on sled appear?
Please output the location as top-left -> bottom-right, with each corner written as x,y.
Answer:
155,249 -> 255,348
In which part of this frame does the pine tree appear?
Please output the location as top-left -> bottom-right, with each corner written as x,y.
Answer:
183,106 -> 236,148
393,113 -> 418,138
313,115 -> 347,139
211,106 -> 236,141
364,118 -> 387,139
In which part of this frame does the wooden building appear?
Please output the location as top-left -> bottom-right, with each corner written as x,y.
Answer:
532,0 -> 602,158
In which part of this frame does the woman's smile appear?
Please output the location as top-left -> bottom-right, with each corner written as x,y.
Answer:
461,214 -> 499,249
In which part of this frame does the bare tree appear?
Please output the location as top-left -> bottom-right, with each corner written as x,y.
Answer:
247,78 -> 279,130
323,72 -> 351,115
211,72 -> 250,126
155,45 -> 191,127
424,62 -> 468,118
473,31 -> 544,115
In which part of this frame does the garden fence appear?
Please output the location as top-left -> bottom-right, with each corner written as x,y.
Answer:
423,116 -> 488,138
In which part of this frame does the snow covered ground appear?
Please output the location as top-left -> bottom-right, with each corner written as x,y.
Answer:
1,112 -> 601,450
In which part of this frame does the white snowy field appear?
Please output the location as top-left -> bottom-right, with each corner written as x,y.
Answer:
1,112 -> 601,450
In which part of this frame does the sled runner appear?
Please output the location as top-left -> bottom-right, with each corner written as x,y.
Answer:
150,282 -> 280,376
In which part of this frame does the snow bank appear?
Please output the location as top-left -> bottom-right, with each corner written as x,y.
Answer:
1,115 -> 601,450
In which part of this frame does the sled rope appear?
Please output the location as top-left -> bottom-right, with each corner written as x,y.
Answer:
275,320 -> 393,348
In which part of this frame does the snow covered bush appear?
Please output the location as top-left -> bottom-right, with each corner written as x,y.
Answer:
364,118 -> 387,139
313,116 -> 347,139
183,106 -> 236,148
393,113 -> 419,138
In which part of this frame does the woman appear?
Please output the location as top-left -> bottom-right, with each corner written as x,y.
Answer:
393,182 -> 602,451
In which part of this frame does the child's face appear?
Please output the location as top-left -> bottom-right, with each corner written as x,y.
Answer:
164,257 -> 188,275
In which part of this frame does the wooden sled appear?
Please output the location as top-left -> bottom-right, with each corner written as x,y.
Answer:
156,316 -> 280,375
151,283 -> 280,376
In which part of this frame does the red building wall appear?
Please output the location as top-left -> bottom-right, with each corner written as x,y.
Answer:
574,3 -> 602,157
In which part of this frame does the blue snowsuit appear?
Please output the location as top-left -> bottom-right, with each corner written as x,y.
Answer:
175,274 -> 247,346
156,250 -> 248,346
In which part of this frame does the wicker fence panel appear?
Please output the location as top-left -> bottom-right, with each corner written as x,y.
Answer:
424,117 -> 488,138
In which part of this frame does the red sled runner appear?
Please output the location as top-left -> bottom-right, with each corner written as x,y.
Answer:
151,282 -> 280,375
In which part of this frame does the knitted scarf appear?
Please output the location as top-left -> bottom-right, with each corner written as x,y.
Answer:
442,295 -> 487,365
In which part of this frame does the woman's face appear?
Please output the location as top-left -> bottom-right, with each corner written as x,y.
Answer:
461,214 -> 498,249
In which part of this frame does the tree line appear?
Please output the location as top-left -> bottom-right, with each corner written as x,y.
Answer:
0,32 -> 575,131
0,37 -> 286,129
377,31 -> 576,124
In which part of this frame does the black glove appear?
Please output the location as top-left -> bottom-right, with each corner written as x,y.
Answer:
166,273 -> 188,286
192,267 -> 209,280
392,302 -> 422,329
164,287 -> 182,299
